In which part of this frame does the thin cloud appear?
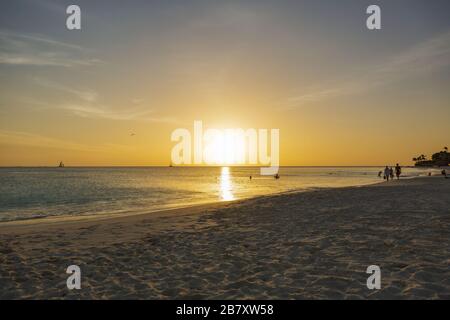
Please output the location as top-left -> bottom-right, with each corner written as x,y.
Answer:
29,77 -> 177,123
34,77 -> 98,102
62,103 -> 152,121
61,103 -> 178,123
24,76 -> 176,123
0,130 -> 139,153
0,54 -> 101,67
0,30 -> 86,51
285,30 -> 450,109
0,30 -> 101,67
0,130 -> 102,152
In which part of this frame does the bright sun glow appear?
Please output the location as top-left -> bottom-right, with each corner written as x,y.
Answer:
204,130 -> 246,165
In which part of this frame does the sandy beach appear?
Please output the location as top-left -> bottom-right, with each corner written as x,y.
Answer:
0,176 -> 449,300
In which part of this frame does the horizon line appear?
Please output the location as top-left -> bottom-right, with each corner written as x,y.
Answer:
0,165 -> 416,168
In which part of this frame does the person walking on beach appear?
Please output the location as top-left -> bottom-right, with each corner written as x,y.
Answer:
395,163 -> 402,180
442,169 -> 448,179
384,166 -> 390,181
389,167 -> 394,180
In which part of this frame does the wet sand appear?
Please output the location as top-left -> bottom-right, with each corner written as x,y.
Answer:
0,176 -> 449,299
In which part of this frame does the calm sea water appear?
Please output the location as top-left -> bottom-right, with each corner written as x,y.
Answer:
0,166 -> 436,222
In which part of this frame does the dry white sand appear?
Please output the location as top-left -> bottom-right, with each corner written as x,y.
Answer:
0,176 -> 449,299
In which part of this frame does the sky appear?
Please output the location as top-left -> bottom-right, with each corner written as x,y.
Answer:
0,0 -> 449,166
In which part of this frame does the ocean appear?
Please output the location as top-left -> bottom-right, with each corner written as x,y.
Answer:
0,166 -> 436,222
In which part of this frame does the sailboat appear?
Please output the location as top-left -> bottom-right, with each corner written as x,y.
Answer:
58,161 -> 65,168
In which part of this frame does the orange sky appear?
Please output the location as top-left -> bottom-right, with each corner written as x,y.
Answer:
1,1 -> 449,166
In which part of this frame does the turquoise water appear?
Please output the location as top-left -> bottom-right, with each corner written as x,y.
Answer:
0,166 -> 436,222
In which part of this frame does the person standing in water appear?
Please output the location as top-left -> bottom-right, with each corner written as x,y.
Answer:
395,163 -> 402,180
384,166 -> 390,181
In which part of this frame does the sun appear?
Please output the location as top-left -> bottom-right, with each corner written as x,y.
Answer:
204,130 -> 245,165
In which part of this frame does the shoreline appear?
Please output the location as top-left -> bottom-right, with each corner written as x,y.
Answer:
0,166 -> 439,226
0,176 -> 449,299
0,174 -> 407,227
0,181 -> 386,229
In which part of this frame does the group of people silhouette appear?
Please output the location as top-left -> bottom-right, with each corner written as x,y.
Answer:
378,164 -> 402,181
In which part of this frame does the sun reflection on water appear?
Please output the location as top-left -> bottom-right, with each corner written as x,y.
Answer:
219,167 -> 234,201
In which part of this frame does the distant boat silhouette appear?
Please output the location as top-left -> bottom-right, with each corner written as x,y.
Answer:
58,161 -> 65,168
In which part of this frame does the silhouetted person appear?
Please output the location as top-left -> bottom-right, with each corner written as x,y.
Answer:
378,171 -> 382,178
389,167 -> 394,180
384,166 -> 390,181
395,163 -> 401,180
442,169 -> 448,179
